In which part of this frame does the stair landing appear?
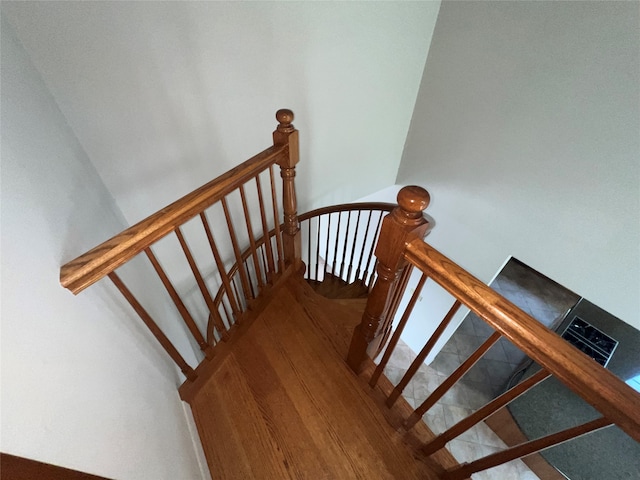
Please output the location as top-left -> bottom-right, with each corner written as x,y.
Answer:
189,276 -> 452,479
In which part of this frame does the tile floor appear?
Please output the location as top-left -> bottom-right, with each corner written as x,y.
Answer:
384,341 -> 539,480
382,259 -> 579,479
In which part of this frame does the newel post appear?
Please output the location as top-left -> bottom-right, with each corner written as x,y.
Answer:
273,109 -> 302,271
347,186 -> 431,373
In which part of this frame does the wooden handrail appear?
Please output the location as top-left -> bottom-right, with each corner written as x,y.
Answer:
58,109 -> 301,387
347,185 -> 639,477
60,144 -> 287,294
298,202 -> 395,222
403,238 -> 640,443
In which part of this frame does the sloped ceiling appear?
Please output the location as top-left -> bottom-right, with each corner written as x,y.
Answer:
3,1 -> 441,224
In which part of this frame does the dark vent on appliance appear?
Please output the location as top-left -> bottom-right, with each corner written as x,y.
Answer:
561,317 -> 618,367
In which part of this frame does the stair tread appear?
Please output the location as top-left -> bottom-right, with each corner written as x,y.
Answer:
189,276 -> 450,479
306,273 -> 369,299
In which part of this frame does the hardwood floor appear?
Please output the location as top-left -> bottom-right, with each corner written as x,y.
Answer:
189,276 -> 457,479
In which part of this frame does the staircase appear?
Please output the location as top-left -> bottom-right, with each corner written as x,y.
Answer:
59,110 -> 640,480
188,275 -> 459,479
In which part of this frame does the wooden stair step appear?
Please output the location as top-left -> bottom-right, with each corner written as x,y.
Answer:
306,272 -> 369,299
189,275 -> 458,479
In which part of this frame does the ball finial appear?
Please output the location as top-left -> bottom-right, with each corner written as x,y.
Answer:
276,109 -> 294,133
397,186 -> 430,215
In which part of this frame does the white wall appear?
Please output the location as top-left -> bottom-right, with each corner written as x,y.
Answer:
2,1 -> 441,224
397,1 -> 640,329
0,18 -> 205,479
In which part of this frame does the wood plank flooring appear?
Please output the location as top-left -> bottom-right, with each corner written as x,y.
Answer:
190,277 -> 450,479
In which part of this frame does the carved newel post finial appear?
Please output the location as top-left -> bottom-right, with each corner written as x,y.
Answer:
276,109 -> 295,133
347,184 -> 431,373
395,186 -> 430,223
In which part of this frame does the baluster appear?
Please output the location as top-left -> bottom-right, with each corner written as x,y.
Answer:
255,175 -> 276,281
269,165 -> 285,273
144,247 -> 213,358
362,211 -> 385,286
387,300 -> 462,407
231,275 -> 244,312
218,300 -> 232,336
175,227 -> 229,341
354,210 -> 375,283
200,212 -> 241,319
405,330 -> 502,429
315,215 -> 322,281
332,212 -> 342,277
273,109 -> 301,270
306,218 -> 313,280
378,263 -> 413,356
339,211 -> 352,279
421,368 -> 551,456
324,213 -> 332,280
108,272 -> 196,381
244,257 -> 257,299
259,243 -> 269,283
370,273 -> 428,387
346,211 -> 362,282
221,197 -> 254,302
347,186 -> 431,373
442,417 -> 612,480
239,184 -> 264,290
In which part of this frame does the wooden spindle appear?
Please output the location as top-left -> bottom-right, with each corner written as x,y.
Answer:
221,197 -> 254,302
354,210 -> 375,282
339,211 -> 352,279
405,330 -> 502,429
347,186 -> 431,373
244,257 -> 257,299
378,264 -> 413,357
315,216 -> 322,281
442,416 -> 612,480
362,211 -> 385,286
231,275 -> 244,312
370,273 -> 428,387
307,217 -> 312,280
273,109 -> 301,270
144,247 -> 212,358
175,227 -> 229,341
331,212 -> 341,277
199,212 -> 241,317
346,211 -> 362,282
269,165 -> 285,273
386,299 -> 462,407
239,184 -> 264,290
259,243 -> 269,282
255,175 -> 276,281
324,213 -> 332,280
108,272 -> 196,381
421,368 -> 551,456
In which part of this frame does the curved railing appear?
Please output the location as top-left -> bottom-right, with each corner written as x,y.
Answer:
347,186 -> 640,480
299,203 -> 395,287
207,203 -> 396,343
60,109 -> 301,383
